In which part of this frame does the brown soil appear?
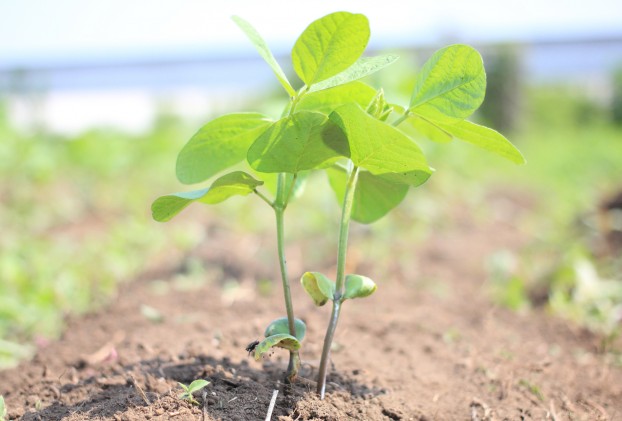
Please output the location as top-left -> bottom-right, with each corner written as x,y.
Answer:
1,196 -> 621,420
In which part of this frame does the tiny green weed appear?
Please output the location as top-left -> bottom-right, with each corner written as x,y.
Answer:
178,379 -> 210,405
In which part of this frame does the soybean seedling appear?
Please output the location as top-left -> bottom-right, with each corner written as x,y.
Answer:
178,379 -> 210,405
152,11 -> 524,398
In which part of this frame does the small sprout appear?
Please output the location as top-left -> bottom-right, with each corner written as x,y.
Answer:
178,379 -> 210,405
140,304 -> 164,323
0,395 -> 6,421
518,379 -> 544,402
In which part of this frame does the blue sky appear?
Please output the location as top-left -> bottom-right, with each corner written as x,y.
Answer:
2,0 -> 622,66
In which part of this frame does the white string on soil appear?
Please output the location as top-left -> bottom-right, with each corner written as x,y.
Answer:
265,389 -> 279,421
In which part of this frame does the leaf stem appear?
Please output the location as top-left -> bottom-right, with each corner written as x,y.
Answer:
254,189 -> 274,208
392,110 -> 411,127
316,165 -> 359,398
282,173 -> 298,210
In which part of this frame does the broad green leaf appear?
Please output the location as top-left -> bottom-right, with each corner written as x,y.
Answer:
308,54 -> 399,92
247,111 -> 347,173
409,45 -> 486,123
343,274 -> 377,301
301,271 -> 335,306
152,171 -> 263,222
297,82 -> 377,115
329,103 -> 432,186
187,379 -> 210,393
176,113 -> 272,184
232,16 -> 296,97
405,115 -> 453,143
264,317 -> 307,341
254,334 -> 301,361
327,167 -> 409,224
437,120 -> 526,164
292,12 -> 370,85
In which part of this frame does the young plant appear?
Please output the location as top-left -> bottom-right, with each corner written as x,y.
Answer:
178,379 -> 210,405
152,11 -> 524,398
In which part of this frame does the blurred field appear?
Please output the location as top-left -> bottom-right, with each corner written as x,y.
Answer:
1,55 -> 621,369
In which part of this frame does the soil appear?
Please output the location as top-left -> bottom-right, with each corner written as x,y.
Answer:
1,194 -> 621,420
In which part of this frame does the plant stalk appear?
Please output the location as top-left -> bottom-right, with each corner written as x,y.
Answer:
316,166 -> 359,398
392,110 -> 411,127
274,173 -> 299,382
316,300 -> 341,398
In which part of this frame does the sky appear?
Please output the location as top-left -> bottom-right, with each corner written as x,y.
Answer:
2,0 -> 621,134
2,0 -> 622,66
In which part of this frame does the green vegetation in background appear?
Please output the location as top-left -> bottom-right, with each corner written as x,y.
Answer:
430,84 -> 622,342
0,109 -> 207,368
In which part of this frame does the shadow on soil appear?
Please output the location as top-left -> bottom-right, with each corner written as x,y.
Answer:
20,355 -> 386,420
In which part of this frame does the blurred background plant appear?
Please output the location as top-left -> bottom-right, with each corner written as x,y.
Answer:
1,1 -> 621,367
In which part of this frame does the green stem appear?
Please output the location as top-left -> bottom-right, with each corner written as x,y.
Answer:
316,166 -> 359,398
274,173 -> 299,382
275,207 -> 296,336
282,173 -> 298,210
392,110 -> 411,127
335,166 -> 359,293
316,300 -> 341,398
254,189 -> 274,208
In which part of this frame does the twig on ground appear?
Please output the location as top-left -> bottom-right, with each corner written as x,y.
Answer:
265,389 -> 279,421
128,373 -> 151,406
201,389 -> 208,421
548,400 -> 559,421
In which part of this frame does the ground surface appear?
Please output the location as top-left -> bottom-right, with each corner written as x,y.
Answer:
1,196 -> 621,421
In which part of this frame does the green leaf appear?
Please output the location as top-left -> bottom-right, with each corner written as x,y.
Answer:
187,379 -> 210,393
292,12 -> 370,85
301,271 -> 335,306
232,16 -> 296,97
405,115 -> 453,143
0,395 -> 5,419
308,54 -> 399,92
327,167 -> 409,224
409,45 -> 486,123
247,111 -> 347,173
329,103 -> 432,186
297,82 -> 377,115
152,171 -> 263,222
264,317 -> 307,341
437,120 -> 526,164
343,274 -> 377,301
176,113 -> 272,185
254,334 -> 301,361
